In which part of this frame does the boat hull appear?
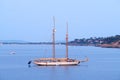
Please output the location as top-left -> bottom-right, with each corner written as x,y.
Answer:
34,61 -> 80,66
34,58 -> 80,66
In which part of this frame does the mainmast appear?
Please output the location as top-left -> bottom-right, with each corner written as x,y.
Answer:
52,16 -> 56,59
66,22 -> 68,60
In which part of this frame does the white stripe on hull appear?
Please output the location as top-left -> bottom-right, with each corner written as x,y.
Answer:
34,61 -> 80,66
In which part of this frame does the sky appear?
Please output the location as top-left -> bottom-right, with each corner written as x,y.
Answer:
0,0 -> 120,42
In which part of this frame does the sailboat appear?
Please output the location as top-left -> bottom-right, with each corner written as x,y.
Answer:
33,17 -> 88,66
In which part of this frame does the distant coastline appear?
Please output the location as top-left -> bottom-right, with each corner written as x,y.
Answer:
1,35 -> 120,48
0,41 -> 64,45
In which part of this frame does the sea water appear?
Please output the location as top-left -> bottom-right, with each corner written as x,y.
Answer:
0,45 -> 120,80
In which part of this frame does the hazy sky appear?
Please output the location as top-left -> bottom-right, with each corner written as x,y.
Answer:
0,0 -> 120,42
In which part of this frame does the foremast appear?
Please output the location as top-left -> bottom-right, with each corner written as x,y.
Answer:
52,16 -> 56,59
66,22 -> 69,60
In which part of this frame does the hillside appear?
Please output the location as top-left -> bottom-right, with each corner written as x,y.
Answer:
69,35 -> 120,48
99,41 -> 120,48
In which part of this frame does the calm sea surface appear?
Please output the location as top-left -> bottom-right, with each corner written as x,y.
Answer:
0,45 -> 120,80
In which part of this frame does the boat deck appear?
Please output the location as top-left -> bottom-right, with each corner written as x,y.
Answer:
34,58 -> 80,66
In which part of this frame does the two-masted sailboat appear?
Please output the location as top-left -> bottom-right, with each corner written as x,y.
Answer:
33,17 -> 88,66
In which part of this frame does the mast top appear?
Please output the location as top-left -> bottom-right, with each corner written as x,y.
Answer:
66,21 -> 68,34
53,16 -> 56,32
53,16 -> 55,28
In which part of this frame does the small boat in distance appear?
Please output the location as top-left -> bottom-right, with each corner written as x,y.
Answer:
33,17 -> 88,66
10,51 -> 16,55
